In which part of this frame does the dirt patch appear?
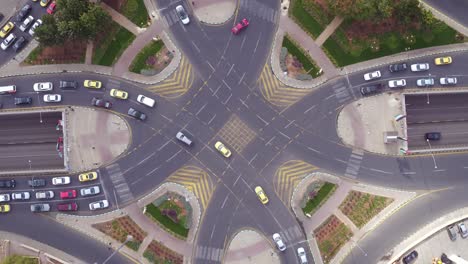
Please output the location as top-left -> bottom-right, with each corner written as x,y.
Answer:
24,41 -> 86,65
93,216 -> 147,250
143,240 -> 183,264
339,191 -> 393,228
314,215 -> 352,263
285,54 -> 307,78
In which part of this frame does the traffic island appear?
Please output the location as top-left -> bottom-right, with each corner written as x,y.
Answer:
93,216 -> 147,251
129,39 -> 173,75
224,229 -> 280,264
301,181 -> 337,217
314,215 -> 353,263
281,35 -> 323,80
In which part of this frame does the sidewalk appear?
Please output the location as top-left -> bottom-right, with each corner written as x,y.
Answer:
315,16 -> 344,47
224,230 -> 280,264
191,0 -> 236,25
100,2 -> 145,36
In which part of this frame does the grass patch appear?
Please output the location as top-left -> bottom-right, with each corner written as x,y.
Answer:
93,22 -> 135,66
24,46 -> 43,64
129,40 -> 164,73
121,0 -> 149,27
290,0 -> 326,39
282,35 -> 322,78
1,255 -> 39,264
145,203 -> 189,238
302,182 -> 337,215
340,191 -> 393,228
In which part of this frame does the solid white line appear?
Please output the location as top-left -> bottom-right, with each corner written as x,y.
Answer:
222,80 -> 232,90
240,35 -> 247,50
239,98 -> 249,108
249,153 -> 258,164
222,94 -> 232,105
145,166 -> 160,176
402,171 -> 416,174
233,174 -> 242,186
266,136 -> 275,146
137,152 -> 156,166
160,114 -> 173,122
304,105 -> 316,114
157,141 -> 171,151
191,41 -> 200,53
307,146 -> 321,154
210,225 -> 216,239
221,195 -> 229,208
433,169 -> 446,172
284,120 -> 294,129
277,131 -> 291,140
196,103 -> 207,115
227,64 -> 235,76
238,73 -> 246,85
208,114 -> 216,125
166,150 -> 182,162
256,114 -> 268,125
463,167 -> 468,169
369,168 -> 392,174
253,33 -> 262,53
213,84 -> 222,96
206,61 -> 215,71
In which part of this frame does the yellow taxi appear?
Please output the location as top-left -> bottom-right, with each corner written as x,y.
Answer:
0,22 -> 14,38
215,141 -> 231,158
84,80 -> 102,89
0,204 -> 10,213
254,186 -> 269,204
110,89 -> 128,99
40,0 -> 51,7
434,56 -> 452,65
79,171 -> 98,182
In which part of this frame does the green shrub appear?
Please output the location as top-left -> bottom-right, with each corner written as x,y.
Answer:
282,35 -> 322,77
122,0 -> 149,27
145,203 -> 189,238
1,255 -> 38,264
126,240 -> 141,251
93,23 -> 135,66
290,0 -> 325,38
302,182 -> 337,215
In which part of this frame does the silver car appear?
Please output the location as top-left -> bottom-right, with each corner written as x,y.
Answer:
440,77 -> 457,85
272,233 -> 286,252
31,203 -> 50,212
176,5 -> 190,25
80,186 -> 100,196
416,78 -> 434,87
176,131 -> 193,146
410,63 -> 430,72
12,192 -> 30,200
388,79 -> 406,88
458,222 -> 468,238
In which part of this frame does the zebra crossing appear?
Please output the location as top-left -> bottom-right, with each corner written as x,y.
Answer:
105,163 -> 134,204
331,81 -> 353,104
344,149 -> 364,179
194,245 -> 223,262
162,9 -> 182,27
278,225 -> 303,244
106,78 -> 121,90
239,0 -> 277,24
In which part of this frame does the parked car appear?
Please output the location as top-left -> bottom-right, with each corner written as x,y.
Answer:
0,21 -> 14,38
447,225 -> 457,241
30,203 -> 50,212
363,70 -> 381,81
176,131 -> 193,146
16,4 -> 32,22
43,94 -> 61,103
175,5 -> 189,25
1,33 -> 16,50
92,97 -> 112,109
11,192 -> 30,200
59,80 -> 77,90
14,97 -> 32,105
0,179 -> 15,189
28,178 -> 46,187
89,200 -> 109,210
434,56 -> 452,65
458,222 -> 468,238
80,186 -> 100,196
136,94 -> 155,108
19,15 -> 33,31
425,132 -> 441,141
272,233 -> 286,252
12,36 -> 26,52
33,82 -> 53,92
416,78 -> 434,87
78,171 -> 98,182
52,176 -> 70,186
35,191 -> 54,199
360,84 -> 382,96
127,108 -> 147,121
47,1 -> 56,15
40,0 -> 51,7
389,63 -> 407,72
297,247 -> 308,264
60,190 -> 77,199
0,204 -> 10,213
28,19 -> 42,36
402,250 -> 418,264
215,141 -> 231,158
440,77 -> 457,86
57,202 -> 78,211
232,18 -> 249,34
388,79 -> 406,88
410,63 -> 430,72
0,193 -> 10,202
84,80 -> 102,89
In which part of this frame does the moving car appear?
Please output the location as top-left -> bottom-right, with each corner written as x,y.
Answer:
232,18 -> 249,35
11,192 -> 30,200
215,141 -> 231,158
40,0 -> 51,7
458,222 -> 468,238
35,191 -> 54,199
360,84 -> 381,96
1,33 -> 16,50
254,186 -> 269,204
60,190 -> 77,199
12,36 -> 27,52
0,193 -> 10,202
84,80 -> 102,89
363,70 -> 381,81
440,77 -> 457,86
28,178 -> 46,187
30,203 -> 50,212
388,79 -> 406,88
79,171 -> 98,182
92,97 -> 112,109
29,19 -> 42,36
175,5 -> 190,25
0,179 -> 15,189
410,63 -> 429,72
416,78 -> 434,87
297,247 -> 308,264
14,97 -> 32,105
110,89 -> 128,99
19,15 -> 34,31
47,1 -> 57,15
176,131 -> 193,146
57,202 -> 78,211
52,176 -> 70,185
43,94 -> 61,103
0,22 -> 14,38
89,200 -> 109,211
80,186 -> 100,197
425,132 -> 441,141
137,94 -> 155,108
59,80 -> 77,90
127,108 -> 147,121
402,250 -> 418,264
16,5 -> 32,22
389,63 -> 407,72
33,82 -> 53,92
272,233 -> 286,252
434,56 -> 452,65
0,204 -> 10,213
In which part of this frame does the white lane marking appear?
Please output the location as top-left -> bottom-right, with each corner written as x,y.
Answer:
208,114 -> 216,125
253,33 -> 262,53
334,158 -> 347,164
233,174 -> 242,186
221,195 -> 229,208
284,120 -> 295,129
239,98 -> 249,108
227,64 -> 235,76
210,225 -> 216,239
157,141 -> 171,151
213,84 -> 222,96
368,168 -> 392,174
266,136 -> 275,146
256,114 -> 268,125
463,167 -> 468,169
249,153 -> 258,165
433,169 -> 446,172
402,171 -> 416,174
238,73 -> 246,85
240,35 -> 247,50
160,114 -> 173,122
307,146 -> 321,154
166,149 -> 182,162
277,131 -> 291,140
304,105 -> 316,114
222,80 -> 232,90
206,61 -> 215,71
240,177 -> 250,188
222,94 -> 232,105
191,41 -> 200,53
137,152 -> 156,166
196,103 -> 207,115
145,166 -> 160,177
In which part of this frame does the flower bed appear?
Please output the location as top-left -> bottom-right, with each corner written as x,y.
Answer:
129,40 -> 172,75
339,191 -> 393,228
143,240 -> 183,264
314,215 -> 352,263
93,216 -> 147,251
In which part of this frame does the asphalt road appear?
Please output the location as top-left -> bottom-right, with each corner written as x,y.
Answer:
424,0 -> 468,28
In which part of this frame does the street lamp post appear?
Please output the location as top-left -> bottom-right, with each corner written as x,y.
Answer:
426,139 -> 438,169
101,235 -> 133,264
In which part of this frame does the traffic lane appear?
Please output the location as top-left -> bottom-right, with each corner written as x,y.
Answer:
0,211 -> 132,264
0,126 -> 59,144
0,143 -> 63,170
406,105 -> 468,124
342,186 -> 468,264
0,111 -> 60,125
406,92 -> 468,108
424,0 -> 468,28
407,121 -> 468,148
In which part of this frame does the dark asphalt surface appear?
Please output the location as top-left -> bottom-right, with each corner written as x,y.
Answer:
424,0 -> 468,28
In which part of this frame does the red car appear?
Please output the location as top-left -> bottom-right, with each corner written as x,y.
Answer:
47,1 -> 56,14
57,202 -> 78,211
60,190 -> 77,199
231,18 -> 249,35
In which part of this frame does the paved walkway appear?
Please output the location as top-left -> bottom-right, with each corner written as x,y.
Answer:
191,0 -> 236,25
315,16 -> 344,47
224,230 -> 280,264
85,42 -> 94,65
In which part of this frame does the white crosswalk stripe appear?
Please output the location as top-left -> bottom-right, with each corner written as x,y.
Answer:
332,82 -> 352,104
280,226 -> 302,243
195,245 -> 223,262
344,149 -> 364,179
105,163 -> 134,204
163,10 -> 179,27
239,0 -> 277,23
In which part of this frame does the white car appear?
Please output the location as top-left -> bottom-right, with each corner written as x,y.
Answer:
80,186 -> 100,197
137,94 -> 155,108
410,63 -> 430,72
272,233 -> 286,252
33,82 -> 53,92
29,19 -> 42,36
43,94 -> 61,103
363,70 -> 381,81
52,176 -> 71,186
176,131 -> 193,146
440,77 -> 457,85
176,5 -> 190,25
19,16 -> 34,32
388,79 -> 406,88
35,191 -> 54,200
89,200 -> 109,210
12,192 -> 30,200
416,78 -> 434,87
0,193 -> 10,202
297,247 -> 308,264
1,33 -> 16,50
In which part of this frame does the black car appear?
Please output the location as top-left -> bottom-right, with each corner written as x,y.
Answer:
425,132 -> 441,141
127,108 -> 147,121
360,84 -> 382,96
389,63 -> 407,72
59,81 -> 78,90
14,97 -> 32,105
92,97 -> 112,109
28,178 -> 46,187
12,36 -> 26,52
16,4 -> 32,22
0,179 -> 15,188
441,254 -> 453,264
402,250 -> 418,264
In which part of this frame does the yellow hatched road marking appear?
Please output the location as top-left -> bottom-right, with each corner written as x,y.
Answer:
274,160 -> 318,204
147,56 -> 193,98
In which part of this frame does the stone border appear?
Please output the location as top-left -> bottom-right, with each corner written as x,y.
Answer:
193,2 -> 236,26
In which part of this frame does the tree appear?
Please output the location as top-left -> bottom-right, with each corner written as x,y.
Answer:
34,15 -> 63,46
394,0 -> 422,25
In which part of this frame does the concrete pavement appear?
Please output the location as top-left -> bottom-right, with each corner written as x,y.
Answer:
224,229 -> 280,264
315,17 -> 344,47
191,0 -> 236,25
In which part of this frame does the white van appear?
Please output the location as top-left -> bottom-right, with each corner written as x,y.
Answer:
137,94 -> 155,108
0,85 -> 16,94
